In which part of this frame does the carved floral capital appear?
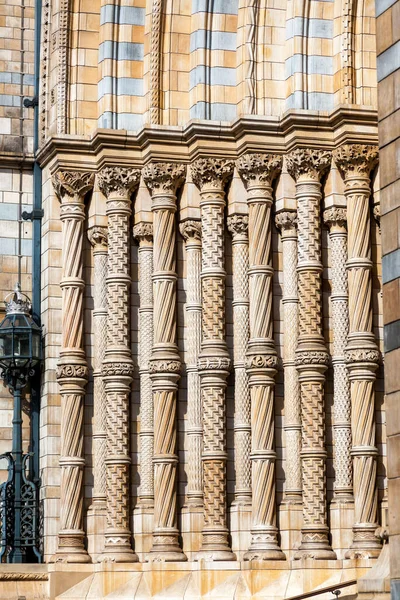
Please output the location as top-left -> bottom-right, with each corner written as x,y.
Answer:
286,148 -> 331,182
373,204 -> 380,225
333,144 -> 378,178
53,171 -> 94,201
133,222 -> 153,242
227,214 -> 249,238
190,158 -> 234,191
87,226 -> 108,250
179,220 -> 202,241
236,153 -> 282,187
323,207 -> 347,228
275,211 -> 297,231
143,162 -> 186,194
97,166 -> 141,198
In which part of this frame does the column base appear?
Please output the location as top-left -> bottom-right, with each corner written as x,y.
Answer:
230,501 -> 252,561
294,527 -> 337,560
99,532 -> 138,563
345,526 -> 382,559
50,530 -> 91,564
244,529 -> 286,561
195,528 -> 237,562
146,532 -> 187,562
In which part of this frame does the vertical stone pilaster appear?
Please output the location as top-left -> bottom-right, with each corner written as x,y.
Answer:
133,222 -> 154,509
87,226 -> 108,558
97,166 -> 140,562
191,158 -> 236,561
237,153 -> 285,561
143,163 -> 187,562
287,148 -> 337,560
51,170 -> 94,563
334,144 -> 382,558
275,211 -> 301,505
180,220 -> 203,508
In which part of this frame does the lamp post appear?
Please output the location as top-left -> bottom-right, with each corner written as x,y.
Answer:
0,283 -> 42,563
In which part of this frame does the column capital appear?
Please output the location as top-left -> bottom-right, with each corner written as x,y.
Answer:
323,207 -> 347,230
227,214 -> 249,240
143,162 -> 186,195
333,144 -> 378,178
133,222 -> 153,244
52,170 -> 95,201
191,157 -> 234,191
88,226 -> 108,251
286,148 -> 331,182
179,219 -> 202,242
97,166 -> 141,198
275,210 -> 297,232
236,153 -> 282,187
373,204 -> 381,226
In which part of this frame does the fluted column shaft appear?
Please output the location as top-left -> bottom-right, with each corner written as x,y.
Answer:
323,208 -> 353,503
88,227 -> 108,510
52,171 -> 94,563
227,215 -> 251,505
334,144 -> 381,558
133,223 -> 154,507
287,149 -> 336,560
191,158 -> 235,561
180,220 -> 203,507
275,211 -> 302,504
98,167 -> 140,562
143,163 -> 187,562
237,153 -> 285,561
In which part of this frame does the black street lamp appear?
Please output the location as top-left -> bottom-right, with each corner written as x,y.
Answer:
0,283 -> 42,563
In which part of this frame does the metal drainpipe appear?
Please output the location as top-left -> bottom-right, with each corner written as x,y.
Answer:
23,0 -> 43,486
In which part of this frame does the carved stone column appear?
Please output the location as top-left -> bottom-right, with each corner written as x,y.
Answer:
286,148 -> 336,560
323,208 -> 353,503
133,222 -> 154,509
191,158 -> 236,561
180,220 -> 203,507
227,214 -> 251,506
333,144 -> 381,558
275,211 -> 301,505
51,170 -> 94,563
97,166 -> 140,562
143,163 -> 187,562
237,153 -> 285,561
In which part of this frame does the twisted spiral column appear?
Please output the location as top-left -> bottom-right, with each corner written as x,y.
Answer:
227,214 -> 252,506
287,148 -> 337,560
180,220 -> 203,507
51,170 -> 94,563
97,166 -> 140,562
323,208 -> 353,503
334,144 -> 381,558
191,158 -> 236,561
133,222 -> 154,508
143,163 -> 187,562
275,211 -> 302,505
87,227 -> 108,512
237,153 -> 285,561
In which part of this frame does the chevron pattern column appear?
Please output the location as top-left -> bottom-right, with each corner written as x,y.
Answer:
133,222 -> 154,509
287,148 -> 336,560
334,144 -> 382,558
237,153 -> 285,561
51,170 -> 94,563
97,166 -> 140,562
191,158 -> 236,561
275,210 -> 302,505
143,163 -> 187,562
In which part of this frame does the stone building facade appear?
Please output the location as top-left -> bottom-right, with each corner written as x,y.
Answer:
0,0 -> 398,598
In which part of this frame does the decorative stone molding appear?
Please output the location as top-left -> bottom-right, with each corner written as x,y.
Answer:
237,153 -> 285,560
333,144 -> 381,558
227,214 -> 251,506
50,170 -> 94,563
275,211 -> 301,505
98,166 -> 141,562
323,209 -> 353,503
191,158 -> 236,561
149,0 -> 162,124
287,149 -> 337,560
143,163 -> 187,562
87,226 -> 108,513
180,220 -> 203,507
133,222 -> 154,508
